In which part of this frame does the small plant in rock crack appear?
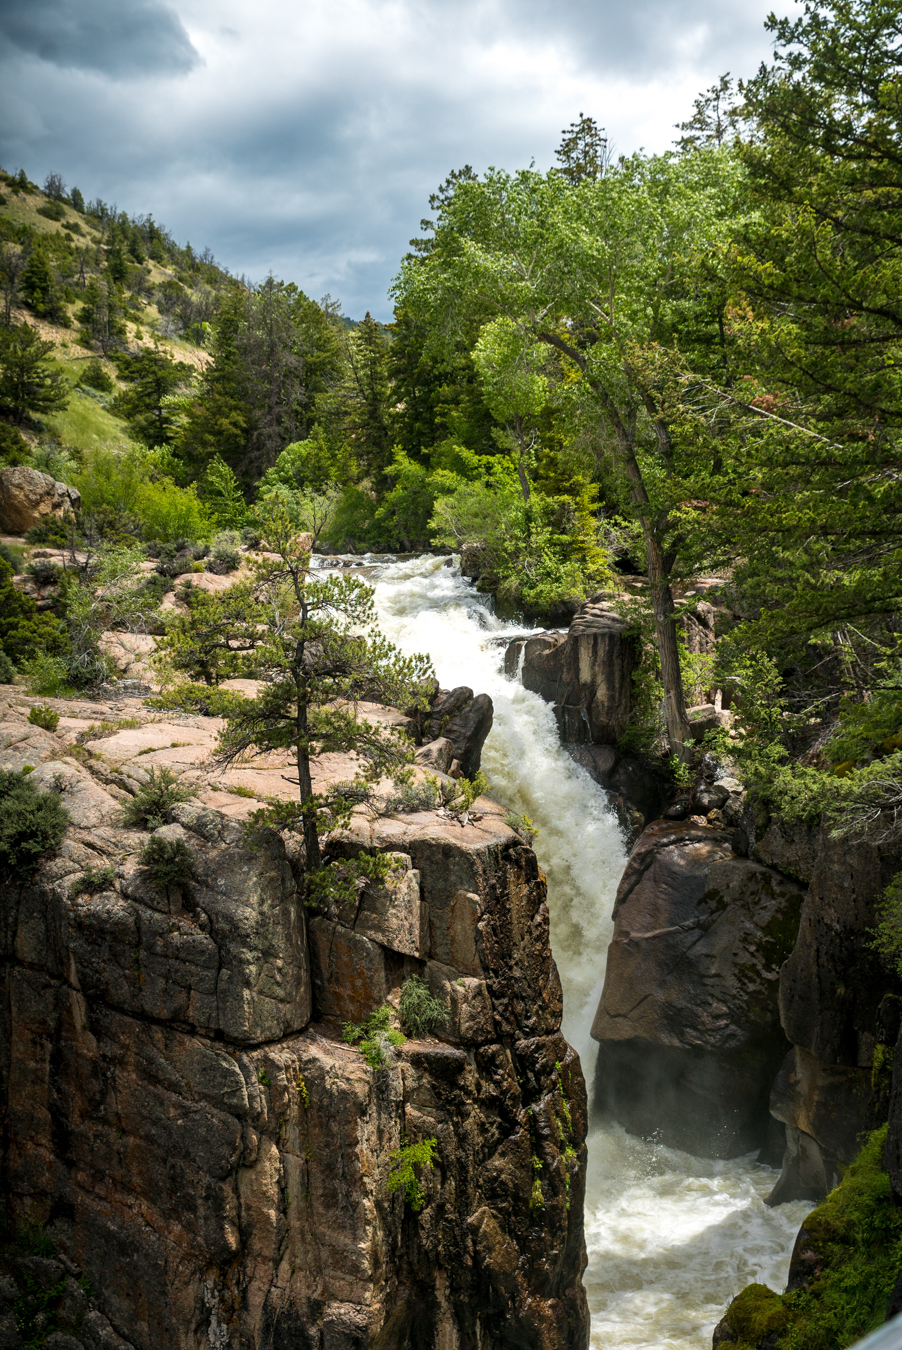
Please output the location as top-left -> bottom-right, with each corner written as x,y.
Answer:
342,1005 -> 406,1070
69,861 -> 116,896
120,766 -> 196,829
307,850 -> 398,910
398,974 -> 446,1039
504,810 -> 539,844
27,703 -> 60,732
139,835 -> 196,894
386,1136 -> 437,1212
530,1154 -> 544,1210
452,770 -> 490,812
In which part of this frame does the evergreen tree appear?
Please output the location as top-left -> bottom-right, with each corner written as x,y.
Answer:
0,323 -> 69,422
112,348 -> 194,446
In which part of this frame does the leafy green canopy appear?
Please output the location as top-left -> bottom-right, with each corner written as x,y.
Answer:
393,150 -> 744,753
720,0 -> 902,640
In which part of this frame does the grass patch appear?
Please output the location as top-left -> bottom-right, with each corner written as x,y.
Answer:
342,1004 -> 406,1070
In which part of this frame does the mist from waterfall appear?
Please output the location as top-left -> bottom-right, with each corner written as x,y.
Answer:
327,551 -> 810,1349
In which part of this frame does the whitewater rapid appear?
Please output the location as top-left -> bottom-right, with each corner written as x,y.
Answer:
326,552 -> 810,1350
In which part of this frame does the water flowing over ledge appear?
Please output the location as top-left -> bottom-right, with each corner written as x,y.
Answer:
351,551 -> 811,1350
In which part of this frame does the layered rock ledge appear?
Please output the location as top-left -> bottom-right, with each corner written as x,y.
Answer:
0,687 -> 589,1350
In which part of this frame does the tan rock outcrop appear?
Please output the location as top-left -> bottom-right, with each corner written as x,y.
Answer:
0,464 -> 80,533
0,689 -> 589,1350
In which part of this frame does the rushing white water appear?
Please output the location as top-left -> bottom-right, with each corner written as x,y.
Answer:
326,552 -> 811,1350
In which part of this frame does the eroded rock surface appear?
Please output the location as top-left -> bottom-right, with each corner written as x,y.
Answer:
503,595 -> 638,745
592,821 -> 804,1156
0,465 -> 80,533
0,690 -> 588,1350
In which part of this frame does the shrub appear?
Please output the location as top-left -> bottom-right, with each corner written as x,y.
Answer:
308,851 -> 398,909
27,704 -> 59,732
504,810 -> 539,844
454,770 -> 490,811
0,768 -> 69,877
139,834 -> 196,892
77,358 -> 115,394
18,653 -> 72,697
69,862 -> 116,896
342,1005 -> 406,1069
208,530 -> 242,574
386,1137 -> 437,1211
0,649 -> 15,683
0,421 -> 30,466
398,975 -> 446,1038
120,766 -> 196,830
0,542 -> 22,573
26,558 -> 62,587
24,514 -> 72,547
384,777 -> 443,814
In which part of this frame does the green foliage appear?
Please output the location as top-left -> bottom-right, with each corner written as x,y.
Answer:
342,1004 -> 407,1070
504,810 -> 539,844
307,850 -> 398,909
110,348 -> 194,447
69,862 -> 116,896
0,650 -> 15,683
386,1136 -> 437,1211
139,834 -> 196,893
78,358 -> 115,394
398,971 -> 447,1038
0,767 -> 69,878
0,557 -> 64,668
530,1154 -> 544,1210
120,766 -> 196,830
871,872 -> 902,979
721,1128 -> 902,1350
26,558 -> 62,587
383,775 -> 444,814
147,682 -> 245,717
0,322 -> 69,422
206,502 -> 433,866
0,421 -> 30,465
202,454 -> 248,529
27,703 -> 59,732
454,770 -> 490,811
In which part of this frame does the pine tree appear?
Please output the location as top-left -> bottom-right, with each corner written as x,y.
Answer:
0,323 -> 69,422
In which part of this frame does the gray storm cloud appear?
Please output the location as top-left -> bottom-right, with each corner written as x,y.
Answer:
0,0 -> 199,76
0,0 -> 789,317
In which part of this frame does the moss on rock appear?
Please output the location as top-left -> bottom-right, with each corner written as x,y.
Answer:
718,1127 -> 902,1350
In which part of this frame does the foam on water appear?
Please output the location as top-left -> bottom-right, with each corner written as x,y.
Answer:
328,552 -> 809,1349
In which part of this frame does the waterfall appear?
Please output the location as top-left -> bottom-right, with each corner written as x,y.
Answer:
326,552 -> 811,1350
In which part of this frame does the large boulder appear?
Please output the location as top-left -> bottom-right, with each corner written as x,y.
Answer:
0,465 -> 80,534
592,820 -> 804,1156
426,686 -> 493,778
504,595 -> 638,744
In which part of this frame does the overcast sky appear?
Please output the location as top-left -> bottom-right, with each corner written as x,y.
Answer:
0,0 -> 797,320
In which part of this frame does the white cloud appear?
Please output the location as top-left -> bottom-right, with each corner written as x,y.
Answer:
0,0 -> 799,317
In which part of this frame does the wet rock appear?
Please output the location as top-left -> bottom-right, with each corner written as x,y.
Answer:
592,821 -> 804,1156
504,598 -> 638,744
0,466 -> 80,534
427,688 -> 494,778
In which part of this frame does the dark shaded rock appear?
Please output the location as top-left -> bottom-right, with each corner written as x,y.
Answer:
563,744 -> 665,835
592,821 -> 804,1156
427,687 -> 494,778
778,832 -> 902,1066
766,1125 -> 838,1206
504,600 -> 638,744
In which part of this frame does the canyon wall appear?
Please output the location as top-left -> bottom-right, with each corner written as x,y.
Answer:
0,688 -> 590,1350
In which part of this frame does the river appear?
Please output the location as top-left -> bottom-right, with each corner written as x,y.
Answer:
322,551 -> 811,1350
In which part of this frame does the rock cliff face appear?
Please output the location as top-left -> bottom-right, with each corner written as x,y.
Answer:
592,821 -> 804,1157
0,689 -> 589,1350
503,597 -> 637,746
590,792 -> 902,1203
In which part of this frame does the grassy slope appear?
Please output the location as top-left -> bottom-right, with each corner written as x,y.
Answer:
1,171 -> 210,460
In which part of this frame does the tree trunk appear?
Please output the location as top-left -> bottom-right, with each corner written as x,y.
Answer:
647,544 -> 692,758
